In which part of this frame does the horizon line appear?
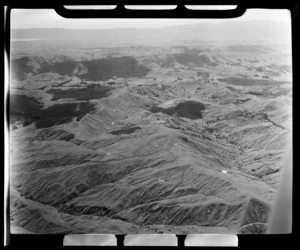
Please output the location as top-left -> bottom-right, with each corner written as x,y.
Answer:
10,19 -> 289,31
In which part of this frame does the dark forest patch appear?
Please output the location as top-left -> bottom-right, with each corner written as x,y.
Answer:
80,56 -> 150,81
197,71 -> 210,78
183,48 -> 205,54
11,57 -> 35,81
162,53 -> 218,68
226,45 -> 272,53
34,102 -> 96,128
38,60 -> 77,76
150,101 -> 206,120
47,85 -> 112,101
9,94 -> 96,129
9,94 -> 43,124
11,56 -> 150,81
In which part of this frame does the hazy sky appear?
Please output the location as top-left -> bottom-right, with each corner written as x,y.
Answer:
10,8 -> 291,29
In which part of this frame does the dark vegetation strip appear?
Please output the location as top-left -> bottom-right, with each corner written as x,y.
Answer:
246,91 -> 265,96
226,86 -> 240,93
110,126 -> 142,135
33,129 -> 75,141
47,85 -> 112,101
246,89 -> 291,98
220,77 -> 290,86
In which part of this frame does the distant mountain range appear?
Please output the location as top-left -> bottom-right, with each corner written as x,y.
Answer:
11,20 -> 291,45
